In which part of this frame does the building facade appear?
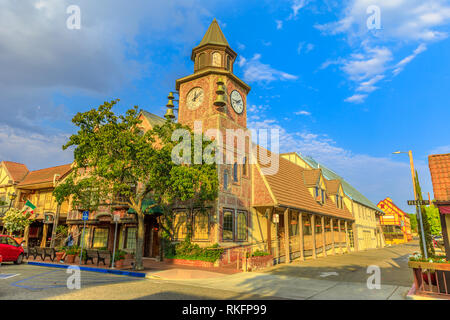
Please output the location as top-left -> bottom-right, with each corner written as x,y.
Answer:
377,197 -> 412,245
0,161 -> 29,221
281,152 -> 385,251
428,153 -> 450,260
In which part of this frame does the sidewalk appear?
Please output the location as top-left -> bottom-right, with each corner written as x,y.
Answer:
162,272 -> 410,300
24,256 -> 239,280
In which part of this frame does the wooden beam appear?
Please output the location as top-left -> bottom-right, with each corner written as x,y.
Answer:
267,208 -> 272,255
345,220 -> 350,253
284,208 -> 290,263
322,216 -> 327,257
299,212 -> 304,261
41,223 -> 48,248
311,214 -> 317,259
331,218 -> 335,255
339,220 -> 343,254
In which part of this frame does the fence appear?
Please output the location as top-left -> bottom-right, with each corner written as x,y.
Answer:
410,262 -> 450,299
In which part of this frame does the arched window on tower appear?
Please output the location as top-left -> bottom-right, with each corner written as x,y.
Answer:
233,162 -> 238,182
198,53 -> 206,69
223,169 -> 229,190
212,52 -> 221,67
242,156 -> 247,177
226,56 -> 231,71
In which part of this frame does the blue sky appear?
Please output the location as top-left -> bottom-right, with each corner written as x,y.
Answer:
1,0 -> 450,212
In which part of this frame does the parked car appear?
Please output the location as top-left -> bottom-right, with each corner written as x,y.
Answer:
0,235 -> 24,264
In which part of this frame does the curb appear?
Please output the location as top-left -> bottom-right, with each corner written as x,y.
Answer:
26,261 -> 146,278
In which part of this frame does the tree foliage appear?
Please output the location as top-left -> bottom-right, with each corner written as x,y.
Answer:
53,100 -> 218,270
3,208 -> 34,235
414,171 -> 435,257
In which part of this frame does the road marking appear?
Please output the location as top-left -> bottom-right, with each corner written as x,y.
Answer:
319,272 -> 339,278
0,273 -> 20,280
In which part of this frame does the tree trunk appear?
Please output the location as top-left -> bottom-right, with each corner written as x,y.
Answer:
135,211 -> 145,270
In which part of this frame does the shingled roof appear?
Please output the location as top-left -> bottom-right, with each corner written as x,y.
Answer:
1,161 -> 29,183
295,153 -> 384,214
325,179 -> 341,195
18,164 -> 72,187
302,169 -> 321,186
429,153 -> 450,201
255,147 -> 354,220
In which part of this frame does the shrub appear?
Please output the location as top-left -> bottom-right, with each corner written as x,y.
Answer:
165,240 -> 224,262
251,250 -> 270,257
114,250 -> 126,261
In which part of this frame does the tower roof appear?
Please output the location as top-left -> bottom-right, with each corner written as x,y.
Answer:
195,19 -> 230,49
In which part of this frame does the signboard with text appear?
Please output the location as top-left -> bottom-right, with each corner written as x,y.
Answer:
407,200 -> 430,206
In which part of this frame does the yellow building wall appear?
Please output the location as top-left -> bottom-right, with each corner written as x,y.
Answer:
0,166 -> 17,210
281,154 -> 310,169
349,200 -> 381,250
26,188 -> 70,220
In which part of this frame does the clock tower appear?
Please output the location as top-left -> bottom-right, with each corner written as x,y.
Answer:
174,19 -> 253,245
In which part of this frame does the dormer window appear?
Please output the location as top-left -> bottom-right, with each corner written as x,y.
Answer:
321,189 -> 325,204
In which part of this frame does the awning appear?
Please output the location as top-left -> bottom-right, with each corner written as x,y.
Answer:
439,206 -> 450,215
127,199 -> 162,215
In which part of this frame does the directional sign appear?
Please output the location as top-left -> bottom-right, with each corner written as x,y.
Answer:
82,211 -> 89,221
407,200 -> 430,206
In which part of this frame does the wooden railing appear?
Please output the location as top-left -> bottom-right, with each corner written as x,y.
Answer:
409,261 -> 450,299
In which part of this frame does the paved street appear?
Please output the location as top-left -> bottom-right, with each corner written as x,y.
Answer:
0,241 -> 419,300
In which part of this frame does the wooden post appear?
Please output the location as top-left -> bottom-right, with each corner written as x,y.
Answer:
299,212 -> 304,261
284,208 -> 290,263
41,223 -> 48,248
353,222 -> 358,251
50,204 -> 61,248
267,208 -> 272,255
311,214 -> 317,259
338,220 -> 343,254
24,225 -> 30,247
345,221 -> 350,253
331,218 -> 335,255
322,216 -> 327,257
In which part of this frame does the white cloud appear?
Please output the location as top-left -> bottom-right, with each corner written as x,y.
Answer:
297,42 -> 315,54
344,94 -> 368,103
276,20 -> 283,30
393,43 -> 428,75
248,117 -> 432,212
429,145 -> 450,155
289,0 -> 309,19
238,54 -> 298,83
0,125 -> 73,170
294,110 -> 311,116
316,0 -> 450,103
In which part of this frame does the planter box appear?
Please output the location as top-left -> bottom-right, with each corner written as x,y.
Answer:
408,261 -> 450,271
244,255 -> 273,272
165,258 -> 215,268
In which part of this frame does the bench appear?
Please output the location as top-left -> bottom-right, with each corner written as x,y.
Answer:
43,247 -> 56,262
34,247 -> 45,260
23,247 -> 34,259
97,250 -> 112,266
83,249 -> 97,265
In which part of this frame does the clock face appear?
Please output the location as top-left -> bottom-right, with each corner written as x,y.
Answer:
186,87 -> 204,110
230,90 -> 244,114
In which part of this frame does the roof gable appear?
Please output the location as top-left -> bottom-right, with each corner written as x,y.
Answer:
1,161 -> 29,183
18,164 -> 72,187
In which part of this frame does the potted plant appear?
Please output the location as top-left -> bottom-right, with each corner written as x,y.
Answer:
55,247 -> 65,262
114,250 -> 126,268
65,246 -> 79,264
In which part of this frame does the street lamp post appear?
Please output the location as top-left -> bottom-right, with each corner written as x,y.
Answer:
393,150 -> 428,259
8,192 -> 17,210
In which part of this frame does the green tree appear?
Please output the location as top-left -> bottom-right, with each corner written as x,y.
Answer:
3,208 -> 34,235
414,171 -> 434,257
408,213 -> 418,233
53,100 -> 218,270
425,205 -> 441,236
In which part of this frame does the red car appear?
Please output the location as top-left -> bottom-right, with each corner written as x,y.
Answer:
0,235 -> 24,264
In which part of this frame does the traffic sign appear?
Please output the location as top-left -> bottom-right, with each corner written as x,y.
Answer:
407,200 -> 430,206
82,211 -> 89,221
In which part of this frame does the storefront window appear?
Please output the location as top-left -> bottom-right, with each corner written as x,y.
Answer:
303,215 -> 311,235
236,211 -> 247,241
193,211 -> 209,240
173,212 -> 188,241
125,227 -> 136,250
92,228 -> 108,248
223,210 -> 233,241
